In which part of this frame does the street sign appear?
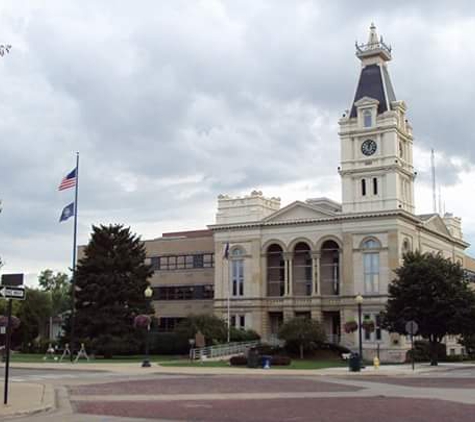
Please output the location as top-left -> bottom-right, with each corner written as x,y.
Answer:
405,320 -> 418,335
1,273 -> 24,287
0,286 -> 26,300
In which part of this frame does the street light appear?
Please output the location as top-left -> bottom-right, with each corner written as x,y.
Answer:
142,286 -> 153,368
355,293 -> 364,366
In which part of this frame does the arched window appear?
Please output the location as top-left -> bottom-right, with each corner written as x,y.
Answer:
320,240 -> 340,295
363,110 -> 372,128
402,239 -> 411,254
373,177 -> 378,195
267,244 -> 285,297
362,239 -> 380,293
231,248 -> 244,297
292,242 -> 312,296
361,179 -> 367,196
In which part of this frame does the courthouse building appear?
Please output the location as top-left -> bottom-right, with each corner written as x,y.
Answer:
146,25 -> 471,361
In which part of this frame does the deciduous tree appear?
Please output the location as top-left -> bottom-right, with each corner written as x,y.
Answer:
382,251 -> 475,365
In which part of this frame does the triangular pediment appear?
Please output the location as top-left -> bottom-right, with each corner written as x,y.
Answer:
420,214 -> 452,237
354,96 -> 380,107
263,201 -> 335,223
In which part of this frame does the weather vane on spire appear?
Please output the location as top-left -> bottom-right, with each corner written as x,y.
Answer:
0,44 -> 11,57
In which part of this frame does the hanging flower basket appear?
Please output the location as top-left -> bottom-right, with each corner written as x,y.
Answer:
362,318 -> 375,333
344,320 -> 358,333
0,315 -> 21,330
133,314 -> 151,329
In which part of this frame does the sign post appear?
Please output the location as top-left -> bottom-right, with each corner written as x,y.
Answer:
405,320 -> 419,371
1,274 -> 25,405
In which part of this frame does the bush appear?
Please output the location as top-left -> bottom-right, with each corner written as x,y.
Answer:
266,355 -> 291,366
323,343 -> 352,355
149,332 -> 190,355
230,355 -> 247,366
175,314 -> 227,345
406,340 -> 447,363
256,344 -> 285,356
91,334 -> 140,358
230,327 -> 261,342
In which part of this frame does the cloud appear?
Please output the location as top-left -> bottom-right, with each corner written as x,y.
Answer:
1,0 -> 475,281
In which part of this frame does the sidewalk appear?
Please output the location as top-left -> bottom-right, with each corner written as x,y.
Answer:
0,382 -> 55,419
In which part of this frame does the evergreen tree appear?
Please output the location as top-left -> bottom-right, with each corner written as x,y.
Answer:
382,251 -> 475,365
72,224 -> 153,357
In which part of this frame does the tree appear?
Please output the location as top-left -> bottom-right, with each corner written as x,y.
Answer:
72,224 -> 153,357
278,317 -> 326,359
175,314 -> 227,346
382,251 -> 475,365
38,270 -> 71,338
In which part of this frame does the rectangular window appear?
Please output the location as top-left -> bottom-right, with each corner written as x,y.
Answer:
364,253 -> 379,293
185,255 -> 194,268
239,315 -> 245,329
362,179 -> 366,196
231,315 -> 236,328
364,111 -> 372,127
193,254 -> 204,268
150,257 -> 160,271
373,177 -> 378,195
375,314 -> 382,341
232,259 -> 244,297
176,256 -> 185,269
364,314 -> 371,341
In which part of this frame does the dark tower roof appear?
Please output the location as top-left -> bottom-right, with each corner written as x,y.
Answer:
350,24 -> 396,118
350,64 -> 396,117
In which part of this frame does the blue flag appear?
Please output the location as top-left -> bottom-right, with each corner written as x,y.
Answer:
59,202 -> 75,222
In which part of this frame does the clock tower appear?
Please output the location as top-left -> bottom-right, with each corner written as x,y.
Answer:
339,24 -> 415,214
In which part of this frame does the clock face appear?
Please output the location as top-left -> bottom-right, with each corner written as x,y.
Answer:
361,139 -> 377,156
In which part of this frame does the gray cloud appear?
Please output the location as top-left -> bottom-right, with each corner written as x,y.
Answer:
1,0 -> 475,278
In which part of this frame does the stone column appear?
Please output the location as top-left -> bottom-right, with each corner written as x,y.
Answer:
283,252 -> 293,297
338,250 -> 343,295
311,251 -> 320,296
284,258 -> 289,296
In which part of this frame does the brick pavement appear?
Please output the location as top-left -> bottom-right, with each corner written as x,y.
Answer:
74,397 -> 475,422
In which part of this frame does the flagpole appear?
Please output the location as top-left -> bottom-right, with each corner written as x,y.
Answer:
226,258 -> 230,343
69,152 -> 79,362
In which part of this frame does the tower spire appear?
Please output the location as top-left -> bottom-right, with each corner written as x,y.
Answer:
368,22 -> 379,47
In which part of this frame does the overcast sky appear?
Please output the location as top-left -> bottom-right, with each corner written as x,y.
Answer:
1,0 -> 475,285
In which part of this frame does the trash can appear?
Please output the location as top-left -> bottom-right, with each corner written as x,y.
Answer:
348,352 -> 361,372
261,355 -> 271,369
247,347 -> 260,368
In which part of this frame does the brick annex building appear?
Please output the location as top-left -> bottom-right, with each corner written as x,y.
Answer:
144,25 -> 475,361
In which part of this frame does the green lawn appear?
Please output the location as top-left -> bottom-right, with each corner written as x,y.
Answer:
160,358 -> 347,370
8,353 -> 184,364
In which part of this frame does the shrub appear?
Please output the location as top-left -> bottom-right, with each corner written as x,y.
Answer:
406,340 -> 447,363
322,343 -> 352,355
175,314 -> 227,345
230,355 -> 247,366
91,334 -> 140,358
149,332 -> 190,355
256,344 -> 285,356
267,355 -> 291,366
230,327 -> 261,342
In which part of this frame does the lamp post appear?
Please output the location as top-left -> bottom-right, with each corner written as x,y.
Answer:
142,286 -> 153,368
355,294 -> 364,366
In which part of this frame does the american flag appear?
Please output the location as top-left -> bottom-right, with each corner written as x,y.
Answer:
58,168 -> 77,191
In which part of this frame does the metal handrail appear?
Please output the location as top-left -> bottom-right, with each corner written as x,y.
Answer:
190,340 -> 260,361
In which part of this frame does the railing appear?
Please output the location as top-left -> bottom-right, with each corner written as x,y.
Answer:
190,340 -> 261,361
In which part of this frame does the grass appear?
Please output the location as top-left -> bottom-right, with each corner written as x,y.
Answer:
160,358 -> 347,370
8,353 -> 185,364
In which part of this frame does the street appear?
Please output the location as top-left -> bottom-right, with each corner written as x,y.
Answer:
4,365 -> 475,421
